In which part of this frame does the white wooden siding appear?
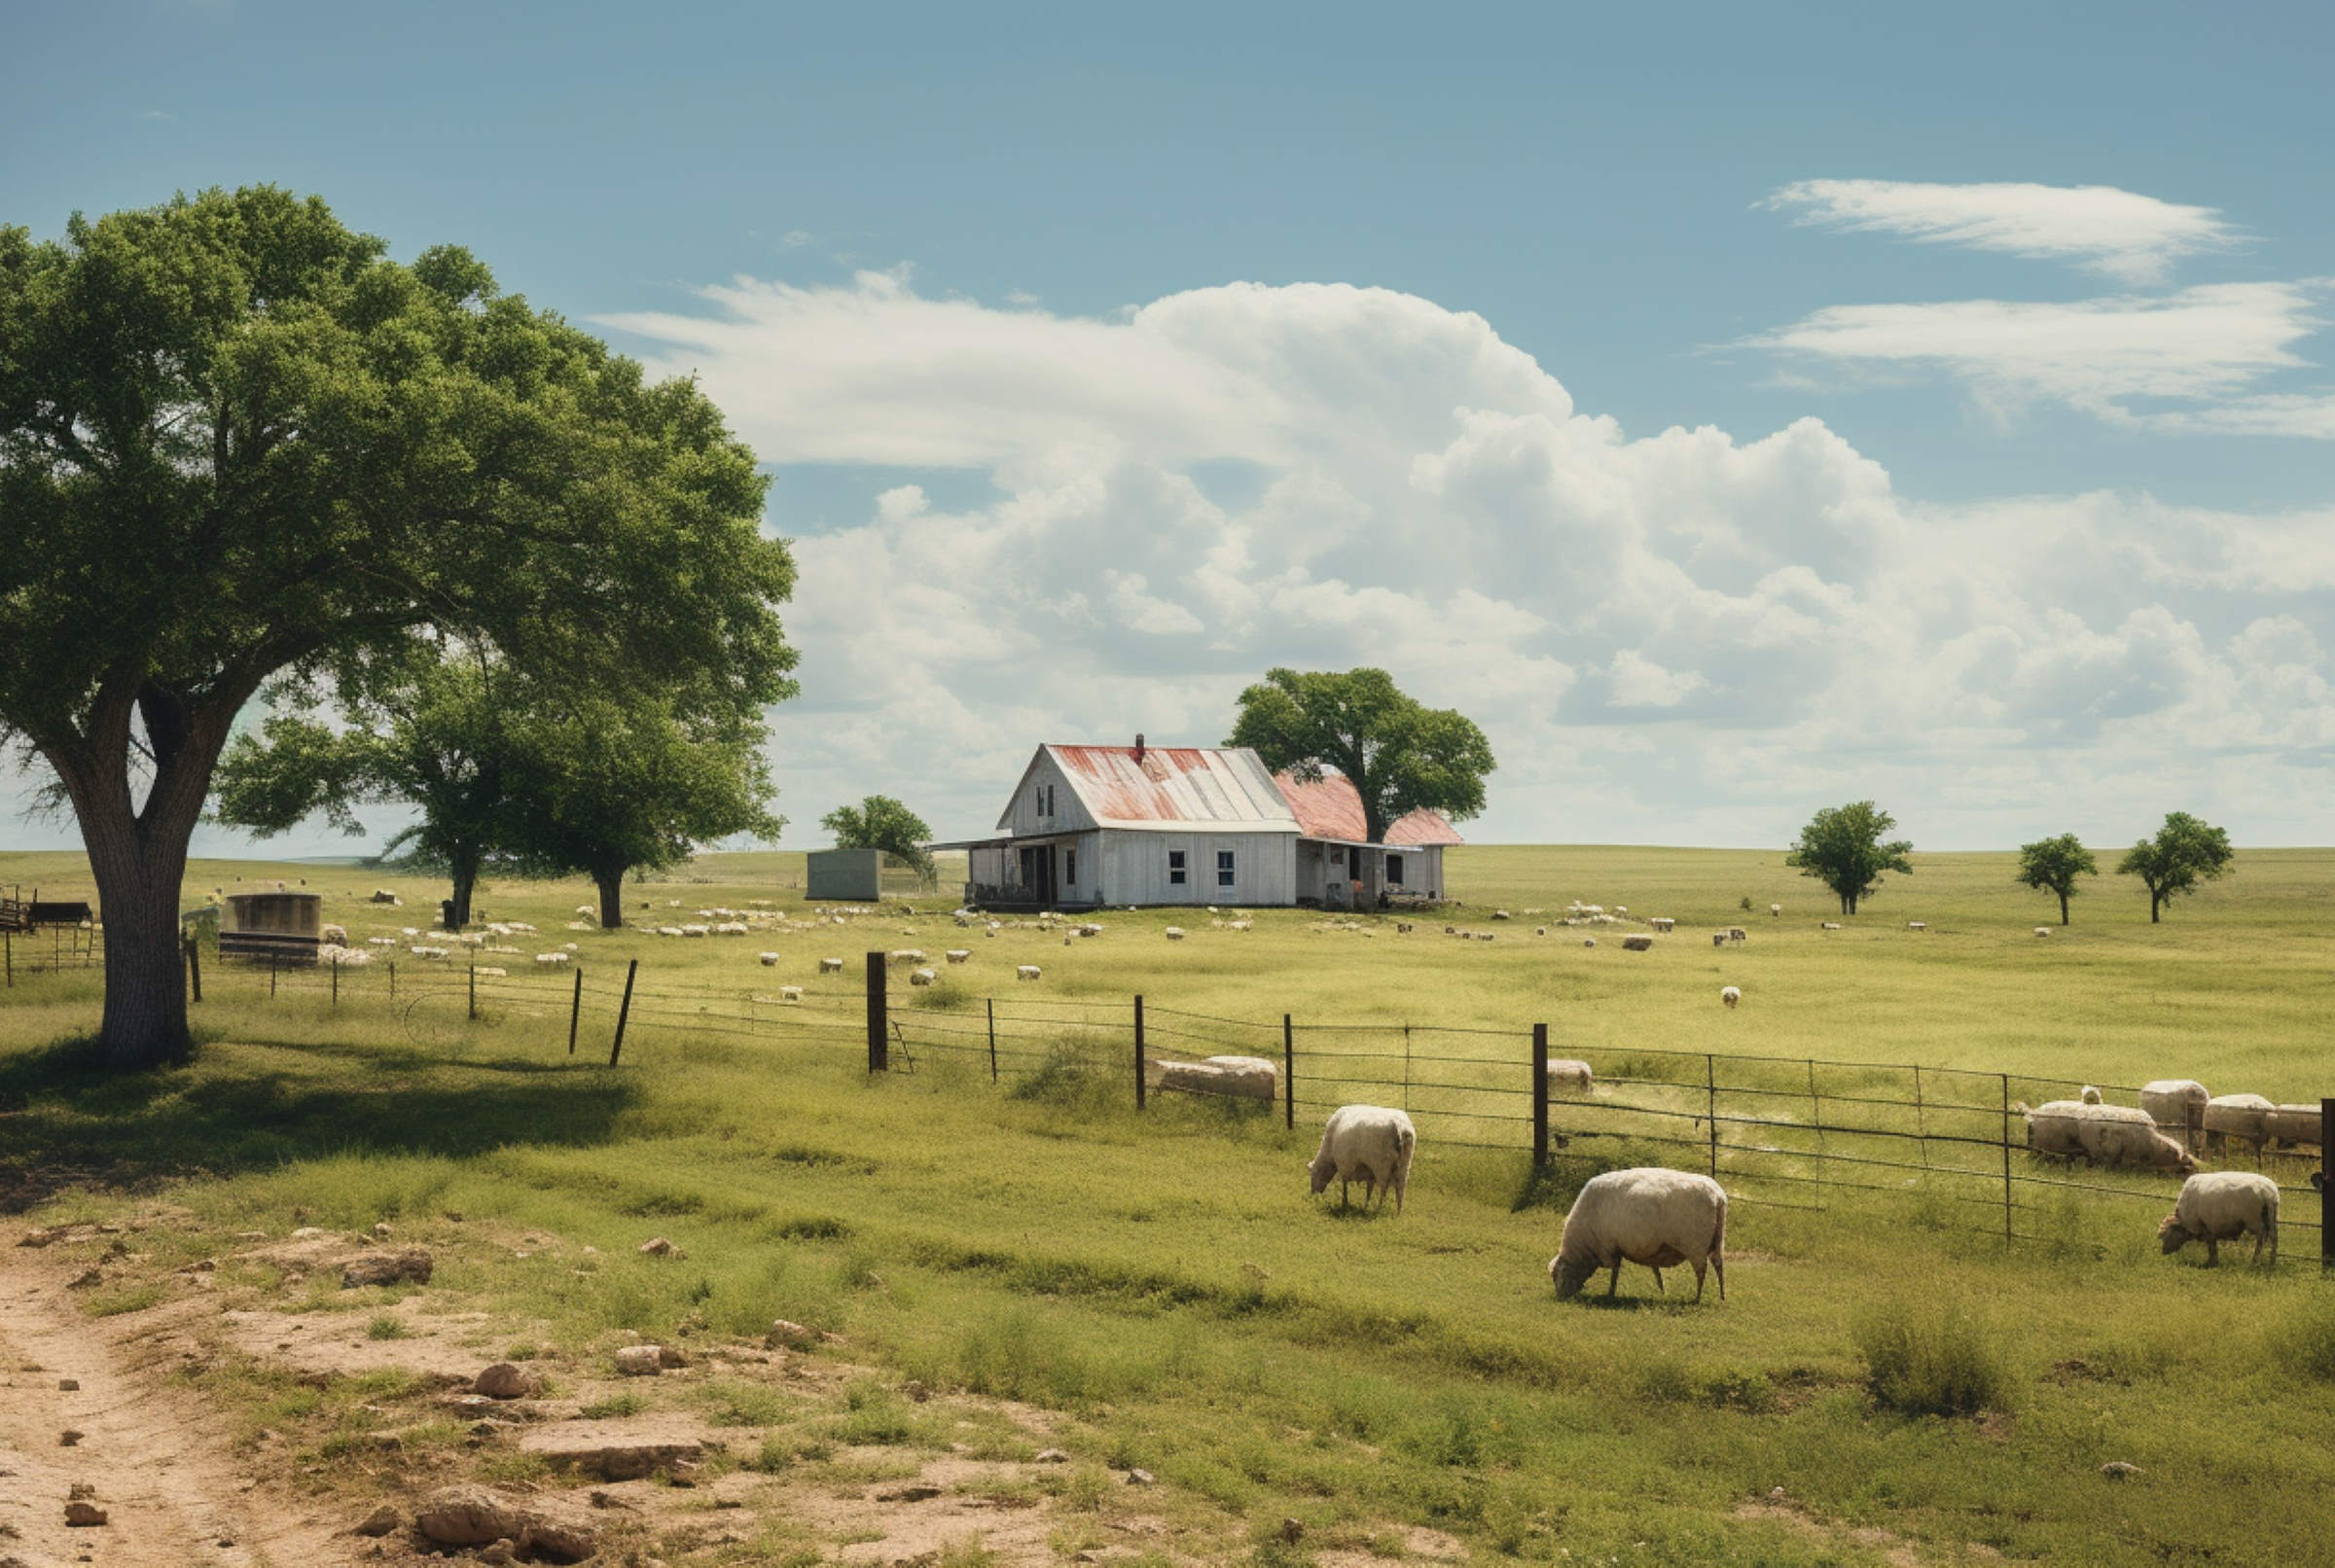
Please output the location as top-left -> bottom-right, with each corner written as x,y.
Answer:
996,751 -> 1098,837
1094,830 -> 1296,907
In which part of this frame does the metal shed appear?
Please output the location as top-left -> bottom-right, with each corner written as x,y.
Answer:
220,891 -> 323,963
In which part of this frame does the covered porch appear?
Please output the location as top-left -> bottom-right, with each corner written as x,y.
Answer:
935,835 -> 1105,911
1296,837 -> 1441,909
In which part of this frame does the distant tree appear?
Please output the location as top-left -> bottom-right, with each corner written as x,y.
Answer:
1785,802 -> 1912,915
502,695 -> 783,929
1225,667 -> 1493,842
2015,834 -> 2099,927
2118,812 -> 2234,923
822,796 -> 934,883
0,187 -> 794,1068
213,643 -> 512,928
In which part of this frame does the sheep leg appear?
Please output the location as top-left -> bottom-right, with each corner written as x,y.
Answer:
1340,1176 -> 1350,1208
1689,1259 -> 1706,1302
1606,1261 -> 1622,1299
1652,1267 -> 1667,1295
1712,1251 -> 1725,1301
2204,1236 -> 2219,1267
2251,1229 -> 2266,1265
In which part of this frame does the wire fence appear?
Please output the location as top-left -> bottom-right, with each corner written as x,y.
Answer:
12,939 -> 2329,1265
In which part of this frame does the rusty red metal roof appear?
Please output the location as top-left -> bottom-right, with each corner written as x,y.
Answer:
1273,772 -> 1465,845
1046,745 -> 1299,830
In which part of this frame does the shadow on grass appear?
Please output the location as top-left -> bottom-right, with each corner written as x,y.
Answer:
0,1030 -> 640,1212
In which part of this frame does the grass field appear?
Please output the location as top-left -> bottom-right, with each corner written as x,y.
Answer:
6,843 -> 2335,1565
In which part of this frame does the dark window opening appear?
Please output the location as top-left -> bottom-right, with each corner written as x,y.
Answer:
1217,849 -> 1236,888
1066,848 -> 1077,885
1387,854 -> 1405,885
1168,849 -> 1186,886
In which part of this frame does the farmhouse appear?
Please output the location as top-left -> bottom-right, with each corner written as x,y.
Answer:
938,737 -> 1459,909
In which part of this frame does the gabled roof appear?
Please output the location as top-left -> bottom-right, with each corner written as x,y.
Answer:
1274,771 -> 1465,846
1037,745 -> 1301,833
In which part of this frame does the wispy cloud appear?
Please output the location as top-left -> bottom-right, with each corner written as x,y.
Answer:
1765,179 -> 2240,285
1746,283 -> 2325,417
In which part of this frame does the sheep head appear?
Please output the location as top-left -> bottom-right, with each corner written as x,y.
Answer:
2158,1216 -> 2193,1255
1550,1252 -> 1597,1300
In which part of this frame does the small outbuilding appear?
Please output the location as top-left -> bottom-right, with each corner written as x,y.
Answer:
220,891 -> 323,963
806,847 -> 885,902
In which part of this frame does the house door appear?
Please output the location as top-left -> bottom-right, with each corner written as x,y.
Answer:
1018,845 -> 1055,905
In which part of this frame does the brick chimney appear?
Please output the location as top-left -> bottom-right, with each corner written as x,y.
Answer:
1132,732 -> 1146,764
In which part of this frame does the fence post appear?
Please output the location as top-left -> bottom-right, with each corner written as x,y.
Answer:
865,952 -> 887,1073
1531,1022 -> 1549,1169
1913,1065 -> 1928,1169
987,997 -> 997,1084
1807,1060 -> 1824,1209
270,952 -> 278,998
2322,1098 -> 2333,1272
5,931 -> 11,987
1706,1052 -> 1718,1177
184,936 -> 201,1003
568,967 -> 584,1055
332,955 -> 341,1007
1133,995 -> 1146,1110
1283,1014 -> 1295,1131
468,958 -> 477,1020
2000,1072 -> 2015,1243
388,960 -> 396,1001
609,958 -> 639,1067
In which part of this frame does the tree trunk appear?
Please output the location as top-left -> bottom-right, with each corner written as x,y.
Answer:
2150,888 -> 2163,923
2059,890 -> 2070,925
448,842 -> 480,929
595,868 -> 627,930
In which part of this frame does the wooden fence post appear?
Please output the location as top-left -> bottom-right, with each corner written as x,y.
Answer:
1531,1022 -> 1549,1169
5,931 -> 11,987
1913,1065 -> 1928,1169
1706,1052 -> 1718,1177
184,936 -> 201,1003
568,967 -> 584,1055
987,997 -> 997,1084
865,952 -> 886,1073
2322,1098 -> 2333,1271
468,958 -> 477,1020
2000,1072 -> 2015,1243
1133,995 -> 1146,1110
269,953 -> 278,998
609,958 -> 639,1067
388,960 -> 396,1001
1282,1014 -> 1295,1131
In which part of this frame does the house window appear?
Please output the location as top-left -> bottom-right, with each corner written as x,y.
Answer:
1217,850 -> 1236,888
1330,845 -> 1345,866
1386,853 -> 1405,885
1168,850 -> 1186,886
1065,848 -> 1077,886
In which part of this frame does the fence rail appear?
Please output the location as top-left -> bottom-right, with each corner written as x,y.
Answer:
8,942 -> 2329,1265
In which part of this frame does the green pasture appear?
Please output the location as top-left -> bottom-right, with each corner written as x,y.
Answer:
6,843 -> 2335,1564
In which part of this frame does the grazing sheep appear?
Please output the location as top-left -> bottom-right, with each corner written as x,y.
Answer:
910,967 -> 937,986
2077,1105 -> 2197,1174
1720,985 -> 1741,1009
779,984 -> 804,1003
1549,1168 -> 1727,1302
1583,938 -> 1596,948
1308,1105 -> 1417,1212
2265,1105 -> 2323,1146
759,952 -> 780,966
2034,926 -> 2051,938
535,952 -> 570,966
1727,927 -> 1746,943
575,905 -> 596,921
1158,1055 -> 1279,1102
945,949 -> 971,964
2023,1100 -> 2091,1162
1546,1059 -> 1595,1096
2160,1172 -> 2280,1265
1649,916 -> 1675,932
1769,904 -> 1781,917
1820,921 -> 1842,931
2204,1093 -> 2274,1148
1620,934 -> 1653,951
1016,964 -> 1042,981
1710,933 -> 1726,947
2139,1080 -> 2209,1130
320,923 -> 347,944
2080,1085 -> 2103,1105
1165,926 -> 1186,941
1906,921 -> 1926,931
819,956 -> 844,974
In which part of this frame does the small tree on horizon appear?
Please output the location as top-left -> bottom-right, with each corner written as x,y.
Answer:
1785,802 -> 1912,915
2015,834 -> 2099,926
1225,667 -> 1493,843
2118,812 -> 2234,923
822,796 -> 935,884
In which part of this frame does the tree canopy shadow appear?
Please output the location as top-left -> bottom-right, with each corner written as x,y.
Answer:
0,1032 -> 641,1212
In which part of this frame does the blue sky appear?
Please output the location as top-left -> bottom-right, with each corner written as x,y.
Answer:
8,1 -> 2335,851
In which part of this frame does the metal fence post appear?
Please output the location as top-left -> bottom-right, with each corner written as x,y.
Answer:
5,931 -> 11,987
1807,1059 -> 1824,1209
388,960 -> 396,1001
1282,1014 -> 1295,1131
865,952 -> 886,1072
1913,1064 -> 1928,1169
987,997 -> 997,1084
1531,1022 -> 1549,1169
2322,1098 -> 2333,1271
568,967 -> 584,1055
1706,1052 -> 1718,1177
332,955 -> 340,1007
2000,1072 -> 2015,1242
468,958 -> 477,1020
1133,994 -> 1146,1110
609,958 -> 639,1067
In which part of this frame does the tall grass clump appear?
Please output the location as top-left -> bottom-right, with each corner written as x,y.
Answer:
2270,1296 -> 2335,1381
1853,1301 -> 2012,1416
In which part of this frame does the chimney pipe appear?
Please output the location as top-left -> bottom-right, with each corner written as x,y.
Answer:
1133,732 -> 1146,763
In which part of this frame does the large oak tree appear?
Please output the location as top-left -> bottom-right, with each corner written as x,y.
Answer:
0,187 -> 795,1067
1224,667 -> 1492,843
1785,801 -> 1912,915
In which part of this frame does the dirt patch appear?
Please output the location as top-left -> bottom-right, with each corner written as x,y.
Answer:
1731,1497 -> 2000,1566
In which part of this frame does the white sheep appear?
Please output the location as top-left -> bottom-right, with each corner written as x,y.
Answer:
1820,921 -> 1842,931
1720,985 -> 1741,1009
779,984 -> 804,1003
1769,904 -> 1781,917
1907,921 -> 1926,931
945,949 -> 971,964
2080,1085 -> 2103,1105
1546,1058 -> 1594,1096
2204,1093 -> 2274,1147
2027,1101 -> 2196,1173
535,952 -> 570,966
1308,1105 -> 1416,1212
910,967 -> 937,986
1648,917 -> 1675,932
2265,1105 -> 2323,1146
2034,926 -> 2051,938
2139,1080 -> 2209,1130
1620,933 -> 1653,951
1165,926 -> 1186,941
759,952 -> 780,966
575,906 -> 597,922
2160,1172 -> 2279,1265
1549,1168 -> 1727,1302
819,956 -> 844,974
1017,964 -> 1042,981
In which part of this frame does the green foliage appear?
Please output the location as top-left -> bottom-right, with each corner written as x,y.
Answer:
1224,667 -> 1492,842
1784,801 -> 1913,915
1853,1302 -> 2011,1417
0,185 -> 795,1065
822,796 -> 935,881
2117,811 -> 2235,922
2015,834 -> 2099,925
